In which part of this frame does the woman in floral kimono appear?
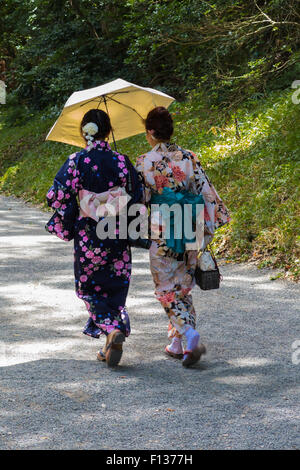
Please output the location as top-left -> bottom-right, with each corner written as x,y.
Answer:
46,109 -> 143,367
136,107 -> 230,367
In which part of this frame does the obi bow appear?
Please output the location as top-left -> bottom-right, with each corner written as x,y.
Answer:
79,187 -> 131,222
150,187 -> 205,254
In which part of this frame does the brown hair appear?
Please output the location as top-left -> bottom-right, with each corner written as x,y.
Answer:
145,106 -> 174,141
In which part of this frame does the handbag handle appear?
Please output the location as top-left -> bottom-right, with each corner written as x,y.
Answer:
206,244 -> 218,270
198,244 -> 223,280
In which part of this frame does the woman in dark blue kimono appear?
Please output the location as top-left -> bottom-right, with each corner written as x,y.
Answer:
46,109 -> 143,367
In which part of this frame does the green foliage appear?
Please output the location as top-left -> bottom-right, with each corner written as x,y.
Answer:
1,1 -> 300,106
1,0 -> 132,108
0,0 -> 300,279
0,88 -> 299,279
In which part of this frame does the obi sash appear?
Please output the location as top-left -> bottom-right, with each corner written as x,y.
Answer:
79,187 -> 131,222
150,187 -> 205,254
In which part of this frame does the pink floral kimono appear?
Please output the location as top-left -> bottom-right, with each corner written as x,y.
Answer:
136,142 -> 230,339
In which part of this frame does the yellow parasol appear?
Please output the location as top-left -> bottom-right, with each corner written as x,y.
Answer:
46,78 -> 175,149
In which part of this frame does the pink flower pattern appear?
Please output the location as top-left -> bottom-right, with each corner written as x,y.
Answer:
46,140 -> 142,339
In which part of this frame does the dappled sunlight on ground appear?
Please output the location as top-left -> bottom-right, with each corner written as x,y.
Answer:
0,195 -> 299,450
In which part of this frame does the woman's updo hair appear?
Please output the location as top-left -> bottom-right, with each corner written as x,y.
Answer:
80,109 -> 112,141
145,106 -> 174,141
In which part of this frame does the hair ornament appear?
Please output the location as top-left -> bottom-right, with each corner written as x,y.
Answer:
82,122 -> 98,136
82,122 -> 99,147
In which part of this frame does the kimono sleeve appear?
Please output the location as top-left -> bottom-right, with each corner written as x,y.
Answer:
123,154 -> 144,205
189,151 -> 231,234
45,152 -> 81,241
135,154 -> 152,205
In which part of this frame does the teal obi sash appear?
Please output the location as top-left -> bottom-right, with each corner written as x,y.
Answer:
150,187 -> 205,254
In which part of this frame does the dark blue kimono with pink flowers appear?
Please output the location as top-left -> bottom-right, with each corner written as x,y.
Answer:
46,140 -> 143,338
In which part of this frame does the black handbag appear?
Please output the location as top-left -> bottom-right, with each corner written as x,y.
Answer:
195,246 -> 222,290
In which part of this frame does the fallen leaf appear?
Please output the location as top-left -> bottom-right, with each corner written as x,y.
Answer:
60,390 -> 91,403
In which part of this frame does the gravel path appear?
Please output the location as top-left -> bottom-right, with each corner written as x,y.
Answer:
0,195 -> 299,450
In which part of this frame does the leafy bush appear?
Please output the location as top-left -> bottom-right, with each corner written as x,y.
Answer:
1,1 -> 299,107
0,87 -> 299,279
